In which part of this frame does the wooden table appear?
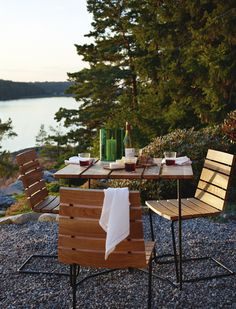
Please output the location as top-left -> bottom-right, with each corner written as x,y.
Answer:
54,159 -> 193,288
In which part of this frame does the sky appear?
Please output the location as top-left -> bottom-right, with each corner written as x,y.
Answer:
0,0 -> 93,82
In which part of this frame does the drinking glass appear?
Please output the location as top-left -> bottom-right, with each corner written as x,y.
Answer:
78,153 -> 91,166
125,157 -> 137,172
164,151 -> 176,166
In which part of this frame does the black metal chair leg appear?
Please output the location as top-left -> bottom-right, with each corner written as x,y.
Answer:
148,260 -> 153,309
70,264 -> 79,309
148,209 -> 157,262
171,221 -> 179,283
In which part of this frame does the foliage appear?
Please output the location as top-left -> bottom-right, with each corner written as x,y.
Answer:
51,0 -> 236,152
0,118 -> 17,178
36,124 -> 49,147
222,109 -> 236,144
46,182 -> 60,194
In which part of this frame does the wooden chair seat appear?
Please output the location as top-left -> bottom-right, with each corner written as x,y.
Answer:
33,196 -> 60,214
146,198 -> 220,221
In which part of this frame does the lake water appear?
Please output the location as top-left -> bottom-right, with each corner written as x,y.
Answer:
0,97 -> 79,152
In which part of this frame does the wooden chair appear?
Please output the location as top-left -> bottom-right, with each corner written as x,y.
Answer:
16,149 -> 64,275
146,149 -> 235,283
58,187 -> 155,309
16,149 -> 59,214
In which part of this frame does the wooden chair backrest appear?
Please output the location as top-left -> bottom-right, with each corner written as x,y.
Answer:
58,188 -> 147,269
16,149 -> 48,209
195,149 -> 235,211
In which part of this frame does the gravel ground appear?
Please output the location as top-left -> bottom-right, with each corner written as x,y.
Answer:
0,215 -> 235,309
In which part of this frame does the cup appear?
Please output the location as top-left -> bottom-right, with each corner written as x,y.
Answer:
78,153 -> 91,166
164,151 -> 176,166
125,157 -> 137,172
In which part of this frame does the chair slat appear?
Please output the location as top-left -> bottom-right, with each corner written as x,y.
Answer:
195,189 -> 225,210
58,235 -> 145,252
19,161 -> 41,174
59,217 -> 144,239
25,179 -> 47,197
60,188 -> 140,208
60,204 -> 142,220
197,180 -> 226,199
204,159 -> 231,175
183,198 -> 220,214
207,149 -> 234,166
58,248 -> 147,268
16,149 -> 37,165
28,188 -> 48,208
21,170 -> 44,188
199,168 -> 229,189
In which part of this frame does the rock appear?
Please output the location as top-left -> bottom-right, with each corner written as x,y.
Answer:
10,212 -> 41,224
43,170 -> 56,183
38,213 -> 58,222
0,193 -> 16,210
0,217 -> 13,224
3,180 -> 24,195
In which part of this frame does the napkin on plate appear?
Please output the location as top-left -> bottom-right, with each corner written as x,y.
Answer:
99,187 -> 130,260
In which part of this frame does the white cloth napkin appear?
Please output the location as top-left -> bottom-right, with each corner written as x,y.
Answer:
99,187 -> 130,260
64,156 -> 80,165
162,156 -> 192,165
64,156 -> 94,165
175,156 -> 192,165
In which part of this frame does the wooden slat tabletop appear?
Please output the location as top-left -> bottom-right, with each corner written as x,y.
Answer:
54,159 -> 193,180
161,164 -> 193,179
54,164 -> 89,179
109,167 -> 144,179
80,161 -> 111,179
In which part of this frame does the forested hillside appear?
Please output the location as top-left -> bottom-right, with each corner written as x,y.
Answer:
0,80 -> 72,100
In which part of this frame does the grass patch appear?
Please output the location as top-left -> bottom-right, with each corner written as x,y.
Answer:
5,195 -> 31,216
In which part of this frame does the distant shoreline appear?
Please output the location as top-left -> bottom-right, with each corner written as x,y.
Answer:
0,79 -> 73,101
0,94 -> 72,102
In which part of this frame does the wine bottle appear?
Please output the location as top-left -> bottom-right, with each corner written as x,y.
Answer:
123,122 -> 135,157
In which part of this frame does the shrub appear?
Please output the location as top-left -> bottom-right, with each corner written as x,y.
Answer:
222,109 -> 236,144
141,125 -> 232,199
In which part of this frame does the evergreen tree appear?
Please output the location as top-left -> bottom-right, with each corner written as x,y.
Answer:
0,118 -> 17,177
56,0 -> 236,151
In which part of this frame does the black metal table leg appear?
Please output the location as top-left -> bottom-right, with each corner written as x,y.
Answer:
177,179 -> 182,290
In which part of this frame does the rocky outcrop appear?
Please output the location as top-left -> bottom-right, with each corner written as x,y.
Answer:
0,212 -> 58,225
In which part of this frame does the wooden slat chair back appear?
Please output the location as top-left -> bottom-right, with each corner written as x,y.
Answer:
194,149 -> 235,211
16,149 -> 59,214
58,187 -> 153,269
